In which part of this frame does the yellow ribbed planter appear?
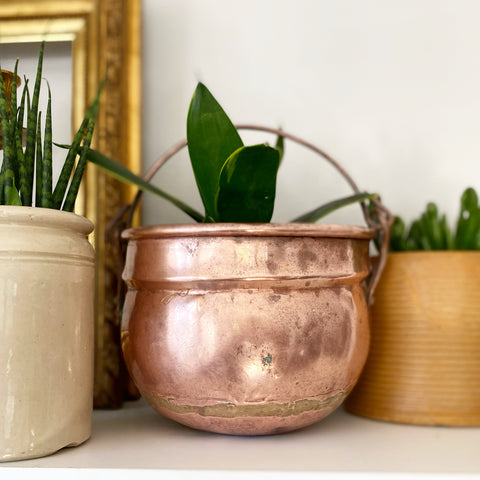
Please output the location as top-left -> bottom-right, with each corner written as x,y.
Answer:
346,251 -> 480,426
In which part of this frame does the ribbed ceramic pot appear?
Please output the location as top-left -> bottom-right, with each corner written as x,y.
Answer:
0,206 -> 95,462
121,223 -> 375,435
346,251 -> 480,426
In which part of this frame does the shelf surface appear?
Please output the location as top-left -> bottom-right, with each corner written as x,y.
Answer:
2,398 -> 480,479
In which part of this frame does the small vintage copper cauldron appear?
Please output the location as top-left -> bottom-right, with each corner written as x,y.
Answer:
119,126 -> 391,435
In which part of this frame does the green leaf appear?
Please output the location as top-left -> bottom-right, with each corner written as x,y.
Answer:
275,133 -> 284,164
35,112 -> 43,207
291,192 -> 378,223
10,60 -> 19,121
455,187 -> 479,249
84,148 -> 205,222
62,80 -> 105,211
187,82 -> 243,219
22,41 -> 44,206
52,118 -> 88,209
0,66 -> 18,205
390,216 -> 408,251
440,214 -> 455,250
215,144 -> 280,223
0,172 -> 4,204
62,118 -> 95,212
4,171 -> 21,206
9,60 -> 19,187
15,79 -> 28,186
41,83 -> 53,208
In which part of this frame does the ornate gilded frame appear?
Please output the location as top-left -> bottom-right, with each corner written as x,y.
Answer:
0,0 -> 142,407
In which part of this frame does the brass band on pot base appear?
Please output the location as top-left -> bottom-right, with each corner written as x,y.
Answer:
142,391 -> 348,435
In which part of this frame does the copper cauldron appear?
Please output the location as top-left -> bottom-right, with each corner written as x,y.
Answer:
121,223 -> 381,435
117,126 -> 391,435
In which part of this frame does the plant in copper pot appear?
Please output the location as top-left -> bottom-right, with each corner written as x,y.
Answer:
347,188 -> 480,426
0,42 -> 101,462
88,83 -> 377,224
85,83 -> 392,435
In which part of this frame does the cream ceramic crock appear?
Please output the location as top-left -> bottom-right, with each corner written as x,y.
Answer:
0,206 -> 95,462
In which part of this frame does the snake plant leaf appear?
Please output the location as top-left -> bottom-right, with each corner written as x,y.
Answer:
35,112 -> 43,207
187,82 -> 243,219
10,60 -> 19,118
52,116 -> 88,209
62,79 -> 105,211
22,41 -> 44,206
10,61 -> 21,188
15,79 -> 28,182
291,192 -> 378,223
5,172 -> 21,206
62,117 -> 95,212
0,65 -> 17,204
84,148 -> 204,222
53,78 -> 105,209
215,144 -> 280,223
41,83 -> 53,208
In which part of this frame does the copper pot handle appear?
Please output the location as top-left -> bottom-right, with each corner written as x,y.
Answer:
117,125 -> 393,304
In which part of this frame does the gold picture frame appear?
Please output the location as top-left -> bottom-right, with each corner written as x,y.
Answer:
0,0 -> 142,407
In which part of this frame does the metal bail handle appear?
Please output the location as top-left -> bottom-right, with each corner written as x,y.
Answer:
120,125 -> 393,305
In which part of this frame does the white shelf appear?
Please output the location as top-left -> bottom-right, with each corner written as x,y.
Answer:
2,398 -> 480,479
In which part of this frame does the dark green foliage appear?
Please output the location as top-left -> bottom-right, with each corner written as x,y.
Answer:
85,148 -> 204,222
41,85 -> 53,208
62,81 -> 104,212
215,144 -> 280,222
0,62 -> 20,206
85,82 -> 376,224
15,78 -> 28,190
292,192 -> 378,223
390,187 -> 480,251
21,41 -> 44,206
187,82 -> 243,219
0,42 -> 101,210
35,112 -> 43,207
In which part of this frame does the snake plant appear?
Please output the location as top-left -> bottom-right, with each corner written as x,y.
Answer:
0,42 -> 101,211
86,82 -> 376,223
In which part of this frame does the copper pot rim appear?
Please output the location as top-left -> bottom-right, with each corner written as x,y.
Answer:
122,222 -> 376,241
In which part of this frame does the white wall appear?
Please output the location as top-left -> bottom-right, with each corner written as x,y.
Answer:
142,0 -> 480,227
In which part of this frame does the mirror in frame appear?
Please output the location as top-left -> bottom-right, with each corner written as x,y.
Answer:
0,0 -> 142,408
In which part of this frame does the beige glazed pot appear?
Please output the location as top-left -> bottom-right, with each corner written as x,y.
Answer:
0,206 -> 95,462
121,223 -> 377,435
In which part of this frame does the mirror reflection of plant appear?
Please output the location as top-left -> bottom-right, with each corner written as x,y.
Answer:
0,41 -> 102,210
390,187 -> 480,251
86,83 -> 377,224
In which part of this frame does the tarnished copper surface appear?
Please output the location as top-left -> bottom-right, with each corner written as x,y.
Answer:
121,223 -> 372,435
